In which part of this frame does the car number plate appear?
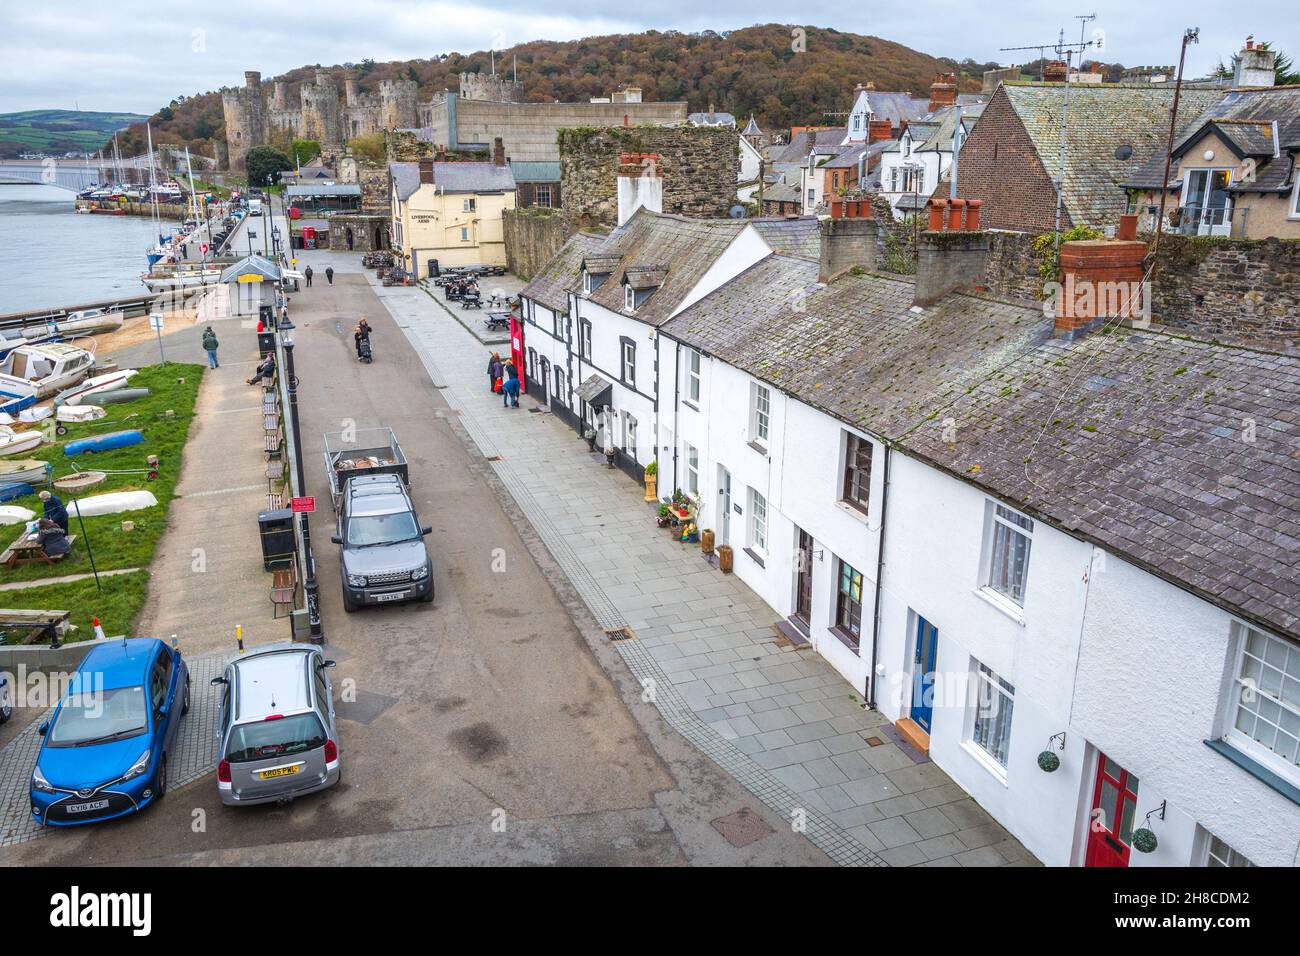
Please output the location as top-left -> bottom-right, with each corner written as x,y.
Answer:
259,765 -> 302,780
375,591 -> 408,602
66,799 -> 109,814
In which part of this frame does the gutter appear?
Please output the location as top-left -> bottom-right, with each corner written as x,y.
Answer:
867,442 -> 892,709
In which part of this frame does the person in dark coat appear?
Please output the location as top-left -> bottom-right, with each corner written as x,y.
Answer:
487,352 -> 502,392
353,323 -> 371,358
38,491 -> 69,533
325,266 -> 334,285
36,519 -> 70,558
246,353 -> 275,385
502,361 -> 520,408
304,265 -> 314,287
201,326 -> 220,368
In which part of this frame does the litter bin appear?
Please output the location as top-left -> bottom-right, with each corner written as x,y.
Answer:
428,258 -> 440,277
258,508 -> 295,571
257,331 -> 276,357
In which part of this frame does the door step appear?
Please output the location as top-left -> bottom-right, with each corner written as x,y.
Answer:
772,618 -> 810,647
894,718 -> 931,756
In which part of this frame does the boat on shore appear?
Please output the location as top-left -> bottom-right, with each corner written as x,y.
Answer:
56,369 -> 137,407
0,427 -> 44,457
0,343 -> 95,406
141,268 -> 221,292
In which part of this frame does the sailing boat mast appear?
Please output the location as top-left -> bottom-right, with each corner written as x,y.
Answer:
184,147 -> 206,270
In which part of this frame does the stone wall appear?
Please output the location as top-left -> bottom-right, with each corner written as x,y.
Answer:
1145,234 -> 1300,340
358,163 -> 390,213
558,126 -> 738,225
503,208 -> 573,279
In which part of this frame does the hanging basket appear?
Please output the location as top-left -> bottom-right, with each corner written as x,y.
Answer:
1036,750 -> 1061,773
1131,828 -> 1158,854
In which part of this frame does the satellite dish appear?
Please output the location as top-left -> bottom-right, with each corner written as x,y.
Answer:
1114,144 -> 1134,161
728,204 -> 747,219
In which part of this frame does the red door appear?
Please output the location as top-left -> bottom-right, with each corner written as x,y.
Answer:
1086,754 -> 1140,867
509,316 -> 527,392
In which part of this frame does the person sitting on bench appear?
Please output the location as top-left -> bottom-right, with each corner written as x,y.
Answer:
247,354 -> 276,386
36,519 -> 70,558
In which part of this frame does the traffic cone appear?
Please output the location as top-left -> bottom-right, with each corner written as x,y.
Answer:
92,617 -> 107,641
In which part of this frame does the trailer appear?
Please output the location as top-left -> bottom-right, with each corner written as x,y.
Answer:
323,427 -> 408,511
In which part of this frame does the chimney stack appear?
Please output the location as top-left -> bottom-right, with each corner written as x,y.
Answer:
927,73 -> 958,113
818,202 -> 878,283
1043,60 -> 1068,83
418,157 -> 434,184
616,152 -> 663,226
913,198 -> 988,307
1234,38 -> 1277,87
868,120 -> 893,143
492,137 -> 505,166
1053,215 -> 1148,338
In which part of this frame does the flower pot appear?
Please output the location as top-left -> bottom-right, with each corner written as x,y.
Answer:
644,473 -> 657,503
701,529 -> 715,555
717,544 -> 734,573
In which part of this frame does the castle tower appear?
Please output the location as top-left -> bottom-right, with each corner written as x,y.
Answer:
344,77 -> 359,106
458,71 -> 522,104
273,80 -> 288,110
221,70 -> 265,170
300,69 -> 343,144
379,78 -> 419,129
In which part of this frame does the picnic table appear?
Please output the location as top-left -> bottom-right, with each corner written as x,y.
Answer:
0,529 -> 77,568
0,608 -> 72,645
485,312 -> 510,332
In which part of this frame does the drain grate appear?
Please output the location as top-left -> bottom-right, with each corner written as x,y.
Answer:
605,626 -> 636,642
711,807 -> 773,848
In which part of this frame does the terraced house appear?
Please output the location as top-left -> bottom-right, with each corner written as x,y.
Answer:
522,191 -> 1300,867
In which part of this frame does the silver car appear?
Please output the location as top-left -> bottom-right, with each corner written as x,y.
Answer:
211,643 -> 340,806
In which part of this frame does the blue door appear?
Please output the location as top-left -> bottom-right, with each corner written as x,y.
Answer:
911,617 -> 939,733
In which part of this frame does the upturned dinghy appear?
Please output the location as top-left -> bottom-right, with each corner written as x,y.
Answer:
0,505 -> 35,525
0,427 -> 44,457
0,459 -> 51,485
63,430 -> 144,456
56,369 -> 139,407
67,490 -> 158,516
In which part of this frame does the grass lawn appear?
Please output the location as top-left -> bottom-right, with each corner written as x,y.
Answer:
0,362 -> 204,641
0,572 -> 148,642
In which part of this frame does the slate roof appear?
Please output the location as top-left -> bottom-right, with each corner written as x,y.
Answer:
662,253 -> 1300,639
689,111 -> 737,127
770,128 -> 848,164
749,217 -> 820,259
285,184 -> 361,197
519,232 -> 603,313
220,254 -> 280,283
389,161 -> 516,201
762,181 -> 803,204
997,83 -> 1223,227
1124,87 -> 1300,194
510,161 -> 561,183
574,209 -> 749,326
743,115 -> 763,136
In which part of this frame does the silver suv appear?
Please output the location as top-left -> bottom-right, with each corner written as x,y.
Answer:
211,643 -> 340,806
332,473 -> 434,612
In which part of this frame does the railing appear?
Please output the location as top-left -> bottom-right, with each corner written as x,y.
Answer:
1166,205 -> 1249,238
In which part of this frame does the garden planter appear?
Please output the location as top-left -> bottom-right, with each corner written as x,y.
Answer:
701,529 -> 715,555
644,474 -> 657,503
718,544 -> 734,573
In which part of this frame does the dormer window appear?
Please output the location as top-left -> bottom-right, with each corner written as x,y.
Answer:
625,285 -> 654,311
583,270 -> 609,294
622,265 -> 665,312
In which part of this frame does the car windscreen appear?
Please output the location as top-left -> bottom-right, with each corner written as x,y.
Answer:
346,510 -> 420,547
47,685 -> 149,748
226,713 -> 327,763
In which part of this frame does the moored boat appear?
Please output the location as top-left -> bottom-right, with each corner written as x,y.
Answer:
0,343 -> 95,406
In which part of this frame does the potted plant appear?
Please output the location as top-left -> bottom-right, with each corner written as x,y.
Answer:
656,502 -> 672,528
644,460 -> 658,503
583,428 -> 597,452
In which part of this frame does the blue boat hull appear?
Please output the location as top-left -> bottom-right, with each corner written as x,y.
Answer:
63,430 -> 144,456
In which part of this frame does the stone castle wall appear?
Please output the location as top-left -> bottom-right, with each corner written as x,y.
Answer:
503,208 -> 576,280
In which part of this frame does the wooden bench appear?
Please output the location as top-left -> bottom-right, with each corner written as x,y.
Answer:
0,608 -> 72,644
271,566 -> 297,618
266,491 -> 284,511
1,533 -> 77,569
265,460 -> 285,490
265,428 -> 283,458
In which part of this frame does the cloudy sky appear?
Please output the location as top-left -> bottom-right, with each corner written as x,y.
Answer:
1,2 -> 1293,114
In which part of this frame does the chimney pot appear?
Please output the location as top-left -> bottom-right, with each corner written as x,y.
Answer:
1117,213 -> 1138,242
965,199 -> 983,231
927,198 -> 948,232
946,198 -> 967,231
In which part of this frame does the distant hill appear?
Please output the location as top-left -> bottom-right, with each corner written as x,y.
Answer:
117,24 -> 987,160
0,109 -> 147,158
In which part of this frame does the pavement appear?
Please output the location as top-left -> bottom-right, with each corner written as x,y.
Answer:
0,249 -> 832,867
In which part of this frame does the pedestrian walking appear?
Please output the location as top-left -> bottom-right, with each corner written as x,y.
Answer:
304,265 -> 314,287
502,361 -> 520,408
201,325 -> 220,368
325,266 -> 334,285
353,323 -> 371,358
38,491 -> 69,533
487,351 -> 502,392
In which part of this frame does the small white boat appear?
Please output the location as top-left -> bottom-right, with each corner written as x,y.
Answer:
0,343 -> 95,404
141,269 -> 221,292
0,459 -> 50,484
0,426 -> 44,457
56,404 -> 106,423
52,309 -> 125,337
68,490 -> 158,516
0,505 -> 35,525
58,369 -> 138,406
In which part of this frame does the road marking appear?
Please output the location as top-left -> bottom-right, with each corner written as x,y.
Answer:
180,483 -> 266,498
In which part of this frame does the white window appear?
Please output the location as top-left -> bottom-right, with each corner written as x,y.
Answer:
984,502 -> 1033,606
685,348 -> 701,405
553,368 -> 566,406
463,197 -> 476,212
621,340 -> 636,386
535,184 -> 552,208
969,661 -> 1015,771
749,488 -> 768,552
1227,626 -> 1299,777
1201,829 -> 1256,867
684,443 -> 699,495
583,271 -> 608,294
624,284 -> 636,311
750,382 -> 771,446
460,226 -> 469,242
624,413 -> 637,458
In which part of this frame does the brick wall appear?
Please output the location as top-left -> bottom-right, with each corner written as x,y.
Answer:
954,87 -> 1066,233
559,126 -> 738,225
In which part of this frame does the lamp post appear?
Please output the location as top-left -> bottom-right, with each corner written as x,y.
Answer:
282,337 -> 322,643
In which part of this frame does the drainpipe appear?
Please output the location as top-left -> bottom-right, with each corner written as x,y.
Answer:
867,443 -> 892,708
670,338 -> 680,498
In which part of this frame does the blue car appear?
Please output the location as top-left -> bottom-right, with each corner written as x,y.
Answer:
30,638 -> 190,826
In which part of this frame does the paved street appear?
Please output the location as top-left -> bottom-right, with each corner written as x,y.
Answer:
0,255 -> 830,867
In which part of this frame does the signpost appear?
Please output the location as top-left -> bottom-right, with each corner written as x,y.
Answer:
290,496 -> 316,514
149,311 -> 166,364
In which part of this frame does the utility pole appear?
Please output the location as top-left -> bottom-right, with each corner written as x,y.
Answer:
1152,28 -> 1200,273
282,337 -> 323,643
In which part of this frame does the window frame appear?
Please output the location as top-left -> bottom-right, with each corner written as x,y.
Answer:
1201,829 -> 1256,868
534,184 -> 552,208
1224,624 -> 1300,784
684,443 -> 700,495
841,431 -> 872,514
967,660 -> 1016,777
749,488 -> 768,554
684,348 -> 702,406
750,382 -> 771,447
983,501 -> 1034,608
463,197 -> 476,213
833,559 -> 864,651
624,413 -> 637,459
578,319 -> 592,360
620,337 -> 636,388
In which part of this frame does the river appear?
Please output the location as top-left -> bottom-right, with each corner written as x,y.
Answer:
0,183 -> 177,313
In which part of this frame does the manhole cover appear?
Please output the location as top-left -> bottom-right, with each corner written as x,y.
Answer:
605,627 -> 635,641
710,807 -> 773,848
864,736 -> 885,747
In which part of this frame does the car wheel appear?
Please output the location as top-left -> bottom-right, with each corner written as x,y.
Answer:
421,589 -> 434,604
0,702 -> 11,724
154,755 -> 168,801
181,677 -> 191,715
342,591 -> 359,613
